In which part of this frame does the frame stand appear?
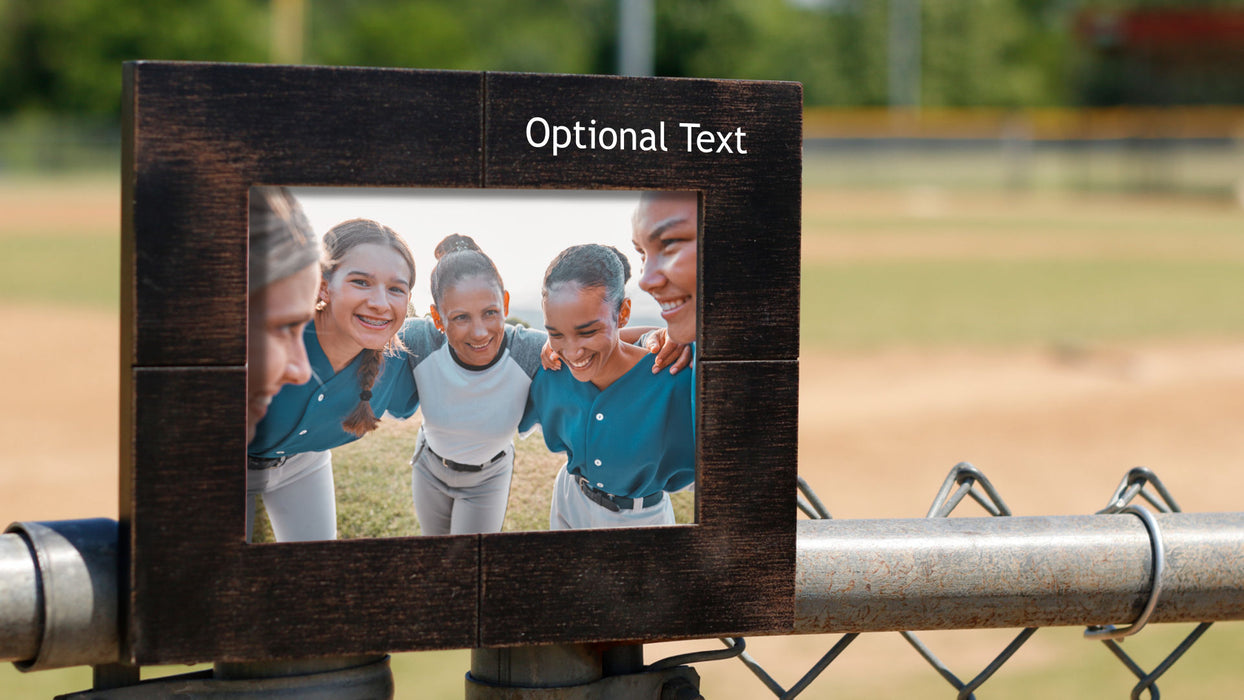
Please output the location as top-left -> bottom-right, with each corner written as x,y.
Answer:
466,644 -> 700,699
60,656 -> 393,699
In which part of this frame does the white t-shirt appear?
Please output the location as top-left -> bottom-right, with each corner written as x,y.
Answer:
402,320 -> 545,465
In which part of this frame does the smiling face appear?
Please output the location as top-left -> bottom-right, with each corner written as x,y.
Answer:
317,242 -> 413,366
632,192 -> 698,344
247,263 -> 319,442
432,274 -> 509,368
543,282 -> 633,390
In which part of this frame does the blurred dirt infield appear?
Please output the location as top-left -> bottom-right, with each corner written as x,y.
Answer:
801,340 -> 1244,517
1,177 -> 119,521
0,176 -> 118,235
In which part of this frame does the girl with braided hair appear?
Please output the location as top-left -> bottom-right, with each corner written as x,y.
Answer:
520,244 -> 695,530
247,217 -> 420,542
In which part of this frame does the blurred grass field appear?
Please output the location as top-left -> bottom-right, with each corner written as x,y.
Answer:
805,258 -> 1244,348
3,155 -> 1244,697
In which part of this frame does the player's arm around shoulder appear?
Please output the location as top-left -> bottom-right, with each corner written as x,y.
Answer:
507,323 -> 560,375
399,316 -> 444,368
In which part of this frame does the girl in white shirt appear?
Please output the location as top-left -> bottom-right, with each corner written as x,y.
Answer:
402,235 -> 547,535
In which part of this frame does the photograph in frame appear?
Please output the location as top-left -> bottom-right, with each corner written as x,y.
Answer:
246,187 -> 701,541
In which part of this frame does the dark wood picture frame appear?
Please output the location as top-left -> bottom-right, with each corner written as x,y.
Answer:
122,61 -> 801,663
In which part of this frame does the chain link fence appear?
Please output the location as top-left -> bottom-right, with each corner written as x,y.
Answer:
650,464 -> 1223,699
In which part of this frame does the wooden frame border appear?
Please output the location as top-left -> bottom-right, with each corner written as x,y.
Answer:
122,61 -> 800,663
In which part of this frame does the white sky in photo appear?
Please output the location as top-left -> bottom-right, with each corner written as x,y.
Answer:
289,187 -> 664,328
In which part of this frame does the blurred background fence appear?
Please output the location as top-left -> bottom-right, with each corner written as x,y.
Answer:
0,117 -> 119,174
804,107 -> 1244,195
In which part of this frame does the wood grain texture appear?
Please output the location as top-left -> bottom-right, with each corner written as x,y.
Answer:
484,72 -> 802,362
124,64 -> 801,662
125,62 -> 483,368
127,368 -> 479,663
479,360 -> 798,646
123,62 -> 485,663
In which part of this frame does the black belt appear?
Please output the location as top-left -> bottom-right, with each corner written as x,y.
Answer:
247,455 -> 288,470
426,444 -> 506,473
574,474 -> 663,512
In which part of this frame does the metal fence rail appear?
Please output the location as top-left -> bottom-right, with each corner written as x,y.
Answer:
795,513 -> 1243,632
692,465 -> 1237,699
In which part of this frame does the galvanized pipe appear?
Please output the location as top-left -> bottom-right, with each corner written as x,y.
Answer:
794,512 -> 1244,634
2,519 -> 120,670
5,514 -> 1244,673
0,532 -> 41,662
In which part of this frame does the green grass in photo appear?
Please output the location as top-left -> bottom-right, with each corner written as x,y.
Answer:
251,415 -> 696,542
333,419 -> 421,539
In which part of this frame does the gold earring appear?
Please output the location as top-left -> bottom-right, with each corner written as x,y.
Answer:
315,298 -> 328,312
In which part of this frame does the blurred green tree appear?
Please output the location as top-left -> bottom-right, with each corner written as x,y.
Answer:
1,0 -> 269,117
1,0 -> 1236,118
652,0 -> 889,105
921,0 -> 1071,107
308,0 -> 600,74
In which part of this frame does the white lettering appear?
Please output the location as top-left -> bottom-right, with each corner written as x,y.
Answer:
639,128 -> 657,152
553,125 -> 572,156
696,130 -> 715,153
528,118 -> 747,156
618,127 -> 637,150
679,122 -> 700,152
526,117 -> 550,149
